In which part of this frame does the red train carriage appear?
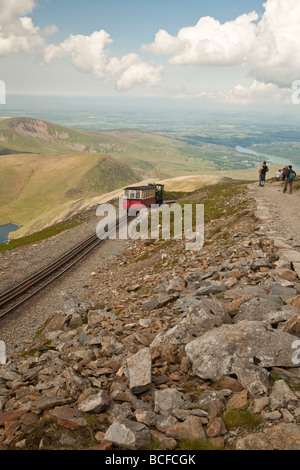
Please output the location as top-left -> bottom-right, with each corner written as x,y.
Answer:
123,184 -> 164,211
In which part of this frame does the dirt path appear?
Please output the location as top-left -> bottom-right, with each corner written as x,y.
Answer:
248,180 -> 300,248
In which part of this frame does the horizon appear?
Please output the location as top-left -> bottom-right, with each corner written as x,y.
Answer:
0,0 -> 300,114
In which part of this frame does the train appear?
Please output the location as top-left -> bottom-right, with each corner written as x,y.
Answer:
123,183 -> 165,211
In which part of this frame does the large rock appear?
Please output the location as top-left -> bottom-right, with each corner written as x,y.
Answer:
151,299 -> 230,356
77,389 -> 111,413
236,423 -> 300,450
185,321 -> 300,391
269,380 -> 298,410
156,415 -> 206,442
127,348 -> 152,394
283,313 -> 300,337
154,389 -> 191,416
233,297 -> 282,323
104,418 -> 151,450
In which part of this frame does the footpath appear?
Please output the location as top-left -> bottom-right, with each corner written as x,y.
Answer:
248,180 -> 300,278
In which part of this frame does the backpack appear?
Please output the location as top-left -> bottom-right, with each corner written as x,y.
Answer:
265,166 -> 269,173
289,171 -> 296,180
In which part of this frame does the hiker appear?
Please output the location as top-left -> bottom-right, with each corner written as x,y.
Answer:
258,161 -> 268,187
283,165 -> 297,194
281,166 -> 290,181
276,169 -> 282,182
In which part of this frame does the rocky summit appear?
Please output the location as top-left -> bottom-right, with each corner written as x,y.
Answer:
1,182 -> 300,451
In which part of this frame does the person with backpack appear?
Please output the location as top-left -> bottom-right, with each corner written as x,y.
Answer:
281,166 -> 290,182
258,161 -> 269,187
283,165 -> 297,194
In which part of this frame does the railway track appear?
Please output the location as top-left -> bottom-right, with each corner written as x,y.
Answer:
0,200 -> 177,320
0,216 -> 129,320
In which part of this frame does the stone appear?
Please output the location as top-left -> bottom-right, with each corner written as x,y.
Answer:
233,297 -> 281,323
32,396 -> 74,412
185,321 -> 300,385
269,380 -> 298,410
291,296 -> 300,311
150,430 -> 177,450
270,284 -> 297,303
282,408 -> 294,423
151,301 -> 230,356
194,283 -> 228,296
49,407 -> 87,429
142,298 -> 158,311
127,348 -> 152,394
0,410 -> 27,426
262,410 -> 282,421
226,390 -> 248,410
107,403 -> 134,424
283,313 -> 300,338
252,397 -> 269,414
156,415 -> 206,442
263,423 -> 300,450
236,434 -> 273,450
104,418 -> 151,450
154,389 -> 191,416
234,364 -> 271,396
197,391 -> 226,419
206,418 -> 226,438
166,277 -> 187,294
77,390 -> 111,413
219,377 -> 244,393
135,410 -> 157,427
85,441 -> 113,451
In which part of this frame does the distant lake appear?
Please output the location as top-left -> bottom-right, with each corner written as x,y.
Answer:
236,146 -> 299,170
0,224 -> 19,244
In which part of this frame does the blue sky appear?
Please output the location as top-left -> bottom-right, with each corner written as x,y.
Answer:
0,0 -> 299,110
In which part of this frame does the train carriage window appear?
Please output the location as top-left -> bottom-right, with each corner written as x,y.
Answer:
130,191 -> 135,199
125,190 -> 129,198
136,191 -> 141,199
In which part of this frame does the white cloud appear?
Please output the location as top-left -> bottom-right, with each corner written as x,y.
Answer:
0,0 -> 45,56
0,1 -> 162,91
116,62 -> 163,90
0,0 -> 36,25
143,11 -> 259,66
143,0 -> 300,87
43,30 -> 113,78
175,80 -> 291,105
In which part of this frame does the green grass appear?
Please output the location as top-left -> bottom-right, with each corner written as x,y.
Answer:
223,410 -> 261,432
0,216 -> 81,253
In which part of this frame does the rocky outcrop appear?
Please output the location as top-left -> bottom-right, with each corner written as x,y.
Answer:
1,186 -> 300,451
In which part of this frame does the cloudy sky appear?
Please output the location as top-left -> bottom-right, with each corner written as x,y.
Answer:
0,0 -> 300,109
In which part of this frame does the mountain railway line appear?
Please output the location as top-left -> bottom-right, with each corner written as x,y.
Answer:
0,188 -> 176,321
0,216 -> 130,320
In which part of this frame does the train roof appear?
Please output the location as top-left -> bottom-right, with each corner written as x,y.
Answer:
124,185 -> 156,191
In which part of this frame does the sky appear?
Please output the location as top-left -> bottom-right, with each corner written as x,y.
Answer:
0,0 -> 300,111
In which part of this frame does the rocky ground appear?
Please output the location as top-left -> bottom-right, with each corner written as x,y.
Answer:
0,181 -> 300,450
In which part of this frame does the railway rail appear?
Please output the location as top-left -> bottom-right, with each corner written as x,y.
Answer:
0,216 -> 129,320
0,199 -> 177,320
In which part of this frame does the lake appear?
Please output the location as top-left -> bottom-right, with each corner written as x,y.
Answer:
0,224 -> 19,244
236,146 -> 299,170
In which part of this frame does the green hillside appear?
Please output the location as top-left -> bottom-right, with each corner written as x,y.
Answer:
0,152 -> 137,237
0,117 -> 252,178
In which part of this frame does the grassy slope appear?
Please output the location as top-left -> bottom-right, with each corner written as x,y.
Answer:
159,164 -> 285,192
0,152 -> 137,237
0,118 -> 250,177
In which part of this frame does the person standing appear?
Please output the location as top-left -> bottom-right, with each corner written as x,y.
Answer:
283,165 -> 296,194
258,161 -> 268,187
